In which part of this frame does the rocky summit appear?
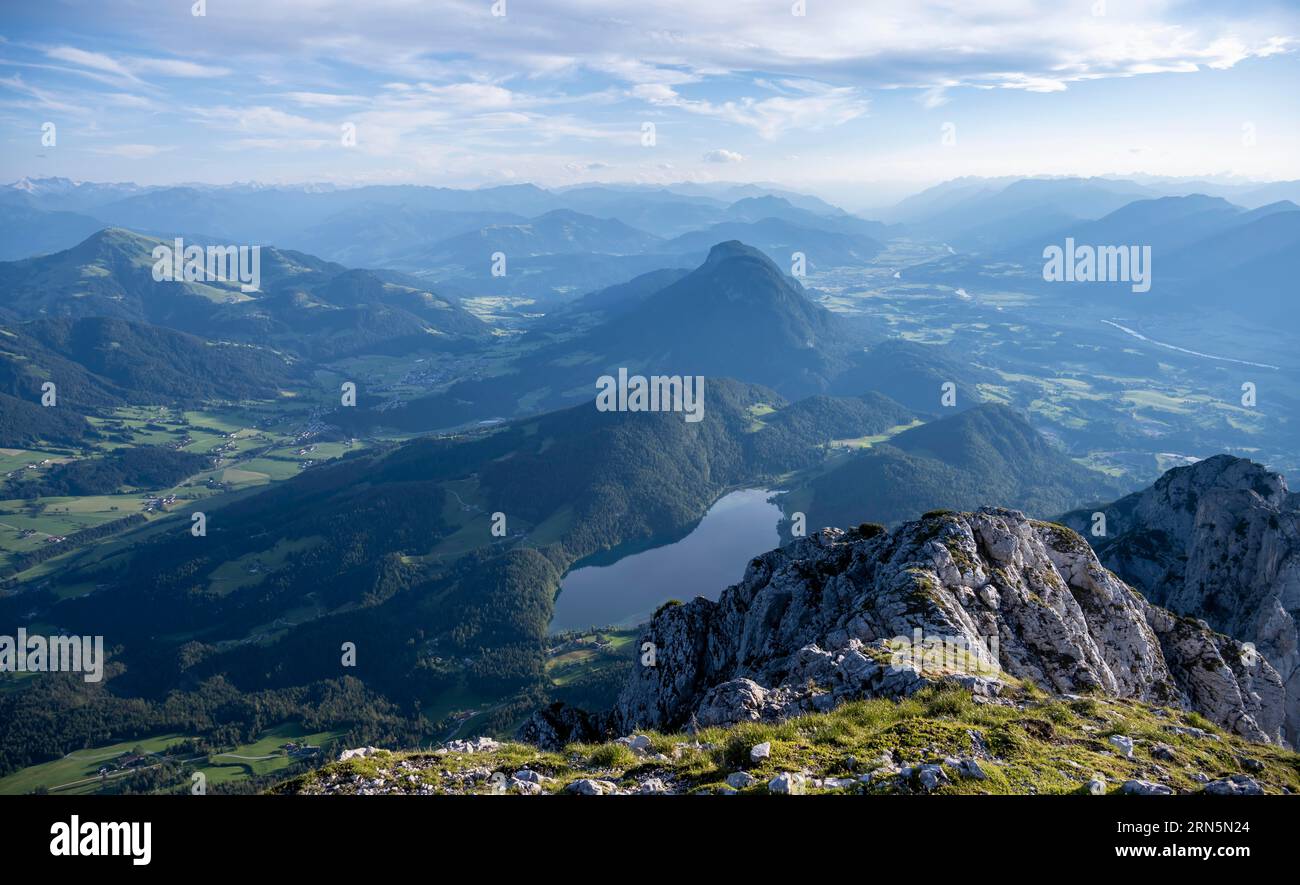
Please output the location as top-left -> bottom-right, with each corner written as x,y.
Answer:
276,501 -> 1300,797
613,507 -> 1285,745
1062,455 -> 1300,745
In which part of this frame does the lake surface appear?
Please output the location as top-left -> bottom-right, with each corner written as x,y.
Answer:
549,488 -> 783,634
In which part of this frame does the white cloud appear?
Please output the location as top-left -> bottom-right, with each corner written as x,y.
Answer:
44,46 -> 229,84
919,86 -> 950,109
104,93 -> 156,109
91,143 -> 174,159
0,74 -> 87,114
565,160 -> 612,172
5,1 -> 1297,185
85,1 -> 1294,97
411,82 -> 515,109
635,82 -> 869,139
282,92 -> 367,107
45,47 -> 136,82
131,58 -> 231,78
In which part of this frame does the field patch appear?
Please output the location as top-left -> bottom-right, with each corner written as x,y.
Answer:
207,535 -> 324,596
0,733 -> 193,796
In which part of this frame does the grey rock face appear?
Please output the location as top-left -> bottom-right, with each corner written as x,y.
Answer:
1202,775 -> 1265,796
1121,779 -> 1173,796
726,771 -> 756,789
519,701 -> 616,751
614,507 -> 1285,744
914,763 -> 949,792
1063,455 -> 1300,744
444,736 -> 500,754
338,746 -> 383,761
1151,743 -> 1177,762
698,679 -> 771,727
768,772 -> 806,795
566,778 -> 618,796
1109,735 -> 1135,758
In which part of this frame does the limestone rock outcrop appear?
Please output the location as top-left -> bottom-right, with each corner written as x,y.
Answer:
1061,455 -> 1300,743
612,507 -> 1285,744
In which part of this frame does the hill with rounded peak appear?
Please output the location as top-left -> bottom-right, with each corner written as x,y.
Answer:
0,228 -> 489,358
784,402 -> 1122,530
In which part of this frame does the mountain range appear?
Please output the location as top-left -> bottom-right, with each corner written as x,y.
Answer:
0,315 -> 300,410
333,241 -> 871,432
1,173 -> 1296,800
897,186 -> 1300,331
783,403 -> 1124,530
0,228 -> 489,361
0,367 -> 1126,774
0,179 -> 889,280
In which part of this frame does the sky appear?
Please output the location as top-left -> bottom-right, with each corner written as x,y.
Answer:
1,0 -> 1298,205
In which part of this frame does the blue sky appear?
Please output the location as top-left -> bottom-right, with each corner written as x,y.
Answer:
1,0 -> 1297,202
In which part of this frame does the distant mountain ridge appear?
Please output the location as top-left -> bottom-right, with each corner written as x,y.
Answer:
663,219 -> 882,270
784,403 -> 1123,530
0,228 -> 490,360
900,185 -> 1300,332
0,178 -> 887,272
888,177 -> 1156,248
830,338 -> 992,413
0,315 -> 300,409
335,240 -> 869,431
422,208 -> 663,269
0,202 -> 105,262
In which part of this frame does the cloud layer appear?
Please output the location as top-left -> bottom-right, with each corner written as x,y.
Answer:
0,0 -> 1296,188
